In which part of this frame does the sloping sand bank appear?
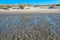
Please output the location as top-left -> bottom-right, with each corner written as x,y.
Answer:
0,9 -> 60,14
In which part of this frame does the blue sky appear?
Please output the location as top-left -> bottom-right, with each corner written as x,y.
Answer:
0,0 -> 60,4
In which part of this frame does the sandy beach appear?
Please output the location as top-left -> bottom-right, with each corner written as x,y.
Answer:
0,9 -> 60,40
0,9 -> 60,14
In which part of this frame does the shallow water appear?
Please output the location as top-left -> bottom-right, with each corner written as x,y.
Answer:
0,13 -> 60,40
0,13 -> 60,31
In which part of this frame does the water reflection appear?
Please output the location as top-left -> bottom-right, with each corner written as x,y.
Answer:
34,18 -> 40,24
0,14 -> 60,32
45,16 -> 56,26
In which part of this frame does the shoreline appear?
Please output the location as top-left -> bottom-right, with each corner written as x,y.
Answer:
0,9 -> 60,14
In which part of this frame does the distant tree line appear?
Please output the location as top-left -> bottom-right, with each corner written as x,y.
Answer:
0,4 -> 60,9
0,4 -> 33,9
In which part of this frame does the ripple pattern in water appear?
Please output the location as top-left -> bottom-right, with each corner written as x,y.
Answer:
0,13 -> 60,40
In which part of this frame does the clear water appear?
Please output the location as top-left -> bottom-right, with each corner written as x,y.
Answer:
0,13 -> 60,32
0,13 -> 60,40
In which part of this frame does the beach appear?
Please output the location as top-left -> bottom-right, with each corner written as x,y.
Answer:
0,9 -> 60,14
0,9 -> 60,40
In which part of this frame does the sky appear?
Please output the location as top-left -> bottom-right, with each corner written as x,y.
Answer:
0,0 -> 60,5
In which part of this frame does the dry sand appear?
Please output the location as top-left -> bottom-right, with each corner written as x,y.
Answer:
0,9 -> 60,14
